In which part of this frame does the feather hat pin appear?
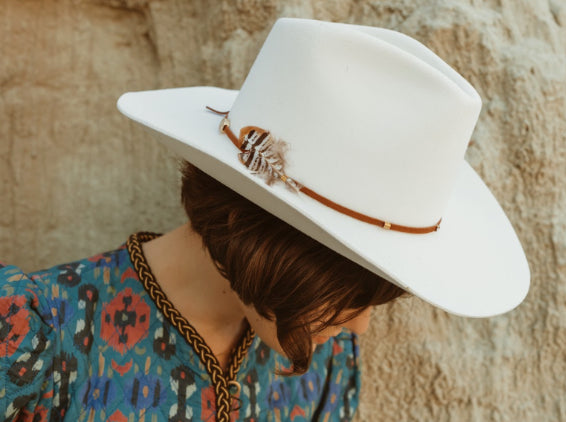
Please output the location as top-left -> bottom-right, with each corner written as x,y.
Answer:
238,126 -> 302,192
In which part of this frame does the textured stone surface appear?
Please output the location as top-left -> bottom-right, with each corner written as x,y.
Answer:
1,0 -> 564,420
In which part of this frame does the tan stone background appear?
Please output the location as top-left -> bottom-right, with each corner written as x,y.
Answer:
1,0 -> 565,420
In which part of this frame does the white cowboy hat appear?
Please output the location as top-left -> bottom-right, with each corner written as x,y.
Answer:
117,18 -> 529,317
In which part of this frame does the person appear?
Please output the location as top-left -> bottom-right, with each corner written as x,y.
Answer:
0,18 -> 529,421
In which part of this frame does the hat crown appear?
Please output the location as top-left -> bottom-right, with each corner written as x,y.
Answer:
230,18 -> 482,227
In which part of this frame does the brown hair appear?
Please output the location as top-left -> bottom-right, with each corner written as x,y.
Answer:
180,161 -> 406,374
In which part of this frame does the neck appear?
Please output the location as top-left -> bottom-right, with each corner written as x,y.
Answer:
142,224 -> 247,356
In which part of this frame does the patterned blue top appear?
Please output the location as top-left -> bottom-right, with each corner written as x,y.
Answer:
0,233 -> 360,421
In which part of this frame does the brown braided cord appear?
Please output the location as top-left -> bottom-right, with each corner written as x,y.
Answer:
226,325 -> 255,381
126,232 -> 255,421
226,325 -> 255,411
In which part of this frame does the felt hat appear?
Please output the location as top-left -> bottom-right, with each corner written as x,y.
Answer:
117,18 -> 530,317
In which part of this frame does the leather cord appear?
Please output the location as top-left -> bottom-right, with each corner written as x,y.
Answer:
206,107 -> 441,234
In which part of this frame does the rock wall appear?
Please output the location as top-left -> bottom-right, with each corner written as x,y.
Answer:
1,0 -> 564,420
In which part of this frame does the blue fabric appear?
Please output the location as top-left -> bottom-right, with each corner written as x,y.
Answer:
0,239 -> 361,421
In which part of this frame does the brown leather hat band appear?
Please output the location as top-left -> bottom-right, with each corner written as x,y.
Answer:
206,106 -> 441,234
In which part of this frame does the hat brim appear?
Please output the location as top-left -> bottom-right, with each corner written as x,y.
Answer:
118,86 -> 530,318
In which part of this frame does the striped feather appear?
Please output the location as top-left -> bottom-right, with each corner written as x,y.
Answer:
238,126 -> 302,192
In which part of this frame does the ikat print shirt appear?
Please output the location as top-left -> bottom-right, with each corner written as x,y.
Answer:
0,233 -> 361,422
